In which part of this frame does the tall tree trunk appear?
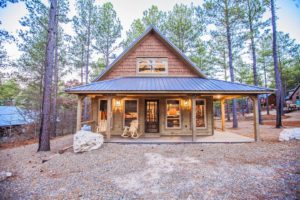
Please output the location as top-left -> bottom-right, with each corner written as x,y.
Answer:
226,100 -> 230,121
105,41 -> 109,67
263,56 -> 270,115
271,0 -> 282,128
278,50 -> 284,115
225,4 -> 238,128
38,0 -> 57,151
50,4 -> 59,137
38,72 -> 43,128
51,41 -> 58,137
83,5 -> 92,121
248,15 -> 263,124
80,44 -> 84,84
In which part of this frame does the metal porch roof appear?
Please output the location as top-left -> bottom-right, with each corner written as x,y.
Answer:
65,77 -> 274,94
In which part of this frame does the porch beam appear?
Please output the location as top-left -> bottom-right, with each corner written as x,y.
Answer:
218,95 -> 244,100
250,95 -> 260,142
220,99 -> 226,131
76,95 -> 84,131
106,96 -> 112,140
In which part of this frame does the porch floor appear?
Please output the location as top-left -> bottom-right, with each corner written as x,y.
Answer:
105,130 -> 254,144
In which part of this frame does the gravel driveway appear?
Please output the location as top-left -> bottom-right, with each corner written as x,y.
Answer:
0,135 -> 299,199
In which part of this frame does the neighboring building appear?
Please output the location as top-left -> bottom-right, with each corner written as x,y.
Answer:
285,84 -> 300,106
0,106 -> 33,135
65,26 -> 273,141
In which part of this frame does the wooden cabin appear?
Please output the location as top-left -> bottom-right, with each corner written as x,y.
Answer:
66,26 -> 273,142
286,84 -> 300,105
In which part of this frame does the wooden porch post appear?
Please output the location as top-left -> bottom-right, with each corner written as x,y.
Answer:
76,95 -> 83,131
251,95 -> 260,142
220,99 -> 225,131
191,97 -> 196,142
91,96 -> 98,132
106,96 -> 112,140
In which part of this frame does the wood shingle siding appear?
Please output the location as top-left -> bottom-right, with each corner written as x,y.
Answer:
101,33 -> 199,80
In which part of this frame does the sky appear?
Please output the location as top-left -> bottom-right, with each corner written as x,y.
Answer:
0,0 -> 300,62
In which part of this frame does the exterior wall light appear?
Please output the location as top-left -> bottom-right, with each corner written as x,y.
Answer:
115,99 -> 121,107
184,100 -> 189,107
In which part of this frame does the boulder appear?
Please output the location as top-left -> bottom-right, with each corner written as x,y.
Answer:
73,130 -> 103,153
279,128 -> 300,141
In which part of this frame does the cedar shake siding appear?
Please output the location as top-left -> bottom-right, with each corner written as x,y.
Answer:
100,32 -> 199,80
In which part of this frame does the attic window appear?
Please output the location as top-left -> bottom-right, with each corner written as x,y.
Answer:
137,58 -> 168,74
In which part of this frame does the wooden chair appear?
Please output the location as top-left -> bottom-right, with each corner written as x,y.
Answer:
121,120 -> 141,139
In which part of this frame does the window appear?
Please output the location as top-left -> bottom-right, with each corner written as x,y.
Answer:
124,100 -> 138,127
195,99 -> 206,128
166,100 -> 181,128
137,58 -> 168,74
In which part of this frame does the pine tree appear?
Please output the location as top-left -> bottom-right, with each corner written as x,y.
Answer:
164,4 -> 205,53
38,0 -> 58,151
242,0 -> 268,124
270,0 -> 283,128
204,0 -> 244,128
73,0 -> 96,120
93,2 -> 122,67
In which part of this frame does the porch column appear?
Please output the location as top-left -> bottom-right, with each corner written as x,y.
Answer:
220,99 -> 225,131
106,96 -> 112,140
191,97 -> 196,142
76,95 -> 83,131
251,95 -> 260,142
91,96 -> 98,132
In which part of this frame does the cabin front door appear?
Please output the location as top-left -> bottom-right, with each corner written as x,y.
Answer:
145,100 -> 159,133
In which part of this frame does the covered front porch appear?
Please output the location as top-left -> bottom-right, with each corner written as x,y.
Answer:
75,93 -> 261,143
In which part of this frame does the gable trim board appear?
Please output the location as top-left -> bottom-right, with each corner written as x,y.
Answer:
93,25 -> 206,82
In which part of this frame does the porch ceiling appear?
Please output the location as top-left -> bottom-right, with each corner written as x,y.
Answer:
65,77 -> 274,94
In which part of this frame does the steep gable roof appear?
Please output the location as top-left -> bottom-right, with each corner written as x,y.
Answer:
93,25 -> 206,81
287,83 -> 300,100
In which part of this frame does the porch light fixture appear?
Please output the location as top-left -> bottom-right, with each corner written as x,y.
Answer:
115,99 -> 121,107
184,100 -> 189,107
216,95 -> 221,99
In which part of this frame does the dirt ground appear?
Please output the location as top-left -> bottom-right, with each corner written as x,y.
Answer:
214,109 -> 300,142
0,111 -> 299,199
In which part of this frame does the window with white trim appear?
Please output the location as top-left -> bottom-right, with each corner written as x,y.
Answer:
166,99 -> 181,128
137,58 -> 168,74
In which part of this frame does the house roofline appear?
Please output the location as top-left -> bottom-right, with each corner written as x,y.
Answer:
65,90 -> 274,95
287,83 -> 300,100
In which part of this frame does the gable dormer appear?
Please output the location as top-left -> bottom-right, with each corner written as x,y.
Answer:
94,26 -> 206,81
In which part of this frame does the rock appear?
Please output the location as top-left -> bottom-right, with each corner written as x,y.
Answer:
279,128 -> 300,141
0,171 -> 12,182
73,130 -> 103,153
